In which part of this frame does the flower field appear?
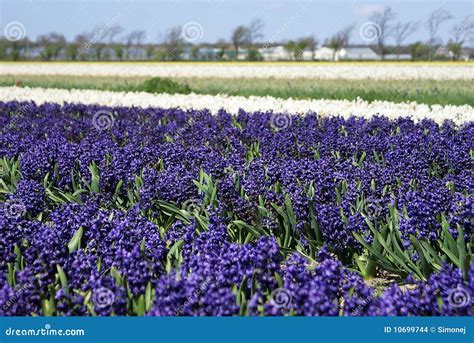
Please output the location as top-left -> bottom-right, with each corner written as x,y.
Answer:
1,62 -> 474,80
0,63 -> 473,317
1,101 -> 473,316
0,86 -> 473,125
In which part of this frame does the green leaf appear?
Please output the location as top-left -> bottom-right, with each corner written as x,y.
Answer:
133,295 -> 146,316
67,227 -> 83,254
56,265 -> 69,296
456,225 -> 469,279
14,244 -> 22,271
167,239 -> 184,259
309,203 -> 322,244
42,296 -> 56,316
439,244 -> 461,267
410,236 -> 432,279
88,162 -> 100,193
420,240 -> 442,265
284,194 -> 297,227
110,266 -> 122,286
440,214 -> 458,255
156,200 -> 190,223
353,232 -> 392,268
7,262 -> 15,287
358,151 -> 367,166
232,220 -> 263,239
274,272 -> 283,288
353,253 -> 368,278
145,282 -> 153,312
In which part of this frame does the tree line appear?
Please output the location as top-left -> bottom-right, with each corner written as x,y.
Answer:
1,8 -> 472,61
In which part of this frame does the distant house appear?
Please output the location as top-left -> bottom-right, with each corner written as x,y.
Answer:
181,47 -> 249,61
259,45 -> 288,61
313,46 -> 380,61
236,49 -> 249,60
314,47 -> 335,61
435,47 -> 472,61
384,54 -> 411,60
259,45 -> 317,61
301,50 -> 315,61
181,47 -> 222,60
337,47 -> 379,60
194,47 -> 218,61
460,48 -> 473,61
22,47 -> 43,59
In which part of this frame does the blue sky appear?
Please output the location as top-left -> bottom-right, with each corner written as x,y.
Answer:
1,0 -> 473,44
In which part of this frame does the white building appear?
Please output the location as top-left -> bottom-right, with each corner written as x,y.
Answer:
434,47 -> 472,61
337,47 -> 379,60
314,47 -> 379,61
314,47 -> 335,61
259,46 -> 317,61
259,45 -> 380,61
301,50 -> 315,61
384,54 -> 411,60
259,46 -> 288,61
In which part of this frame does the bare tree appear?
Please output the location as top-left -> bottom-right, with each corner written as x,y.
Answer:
370,7 -> 396,59
37,32 -> 66,60
124,30 -> 145,59
450,16 -> 474,44
302,35 -> 318,60
87,25 -> 110,61
426,9 -> 451,47
231,25 -> 248,60
73,33 -> 91,60
145,45 -> 156,60
134,30 -> 146,59
285,37 -> 316,61
124,31 -> 134,59
108,25 -> 123,44
295,39 -> 309,61
393,21 -> 418,59
246,18 -> 264,44
105,25 -> 123,61
447,17 -> 474,60
160,26 -> 184,61
327,25 -> 354,61
125,30 -> 146,59
216,39 -> 229,60
283,40 -> 297,60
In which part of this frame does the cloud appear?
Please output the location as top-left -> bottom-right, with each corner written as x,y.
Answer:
265,1 -> 287,11
353,3 -> 386,17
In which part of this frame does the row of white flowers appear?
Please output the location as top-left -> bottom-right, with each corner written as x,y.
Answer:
1,86 -> 472,124
1,62 -> 473,80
